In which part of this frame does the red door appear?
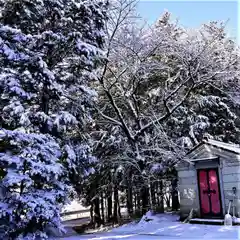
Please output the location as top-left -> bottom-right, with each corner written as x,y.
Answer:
198,169 -> 222,218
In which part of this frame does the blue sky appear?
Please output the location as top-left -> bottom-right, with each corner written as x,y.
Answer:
137,0 -> 239,43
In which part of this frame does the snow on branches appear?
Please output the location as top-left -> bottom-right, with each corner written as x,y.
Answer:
0,129 -> 68,239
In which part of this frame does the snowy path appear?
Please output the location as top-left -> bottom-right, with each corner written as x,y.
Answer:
58,213 -> 240,239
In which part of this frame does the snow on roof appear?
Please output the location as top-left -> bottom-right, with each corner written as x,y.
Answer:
203,139 -> 240,154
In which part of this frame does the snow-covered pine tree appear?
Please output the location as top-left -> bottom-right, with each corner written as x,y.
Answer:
0,0 -> 107,238
0,129 -> 67,239
1,0 -> 107,134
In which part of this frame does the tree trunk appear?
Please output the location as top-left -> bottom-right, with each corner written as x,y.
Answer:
90,203 -> 94,225
171,178 -> 179,211
126,175 -> 133,216
113,185 -> 119,224
148,179 -> 153,210
105,197 -> 107,222
165,194 -> 171,208
141,186 -> 149,215
151,181 -> 156,209
100,192 -> 105,224
135,192 -> 141,216
118,199 -> 122,219
93,197 -> 102,227
137,192 -> 141,208
107,172 -> 113,222
159,180 -> 164,213
107,191 -> 112,222
134,192 -> 137,212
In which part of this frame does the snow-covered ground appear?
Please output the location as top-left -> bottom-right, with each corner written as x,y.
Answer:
61,200 -> 90,221
59,212 -> 240,239
62,200 -> 89,213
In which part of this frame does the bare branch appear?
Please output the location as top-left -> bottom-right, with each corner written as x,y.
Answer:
134,82 -> 196,138
95,107 -> 122,126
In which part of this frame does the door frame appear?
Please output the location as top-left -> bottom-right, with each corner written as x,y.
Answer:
197,168 -> 223,218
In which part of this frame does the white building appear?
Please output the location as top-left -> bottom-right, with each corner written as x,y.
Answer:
177,139 -> 240,220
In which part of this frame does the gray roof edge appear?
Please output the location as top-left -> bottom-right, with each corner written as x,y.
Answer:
186,139 -> 240,157
204,139 -> 240,155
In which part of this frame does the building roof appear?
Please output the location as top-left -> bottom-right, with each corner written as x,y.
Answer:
187,138 -> 240,156
204,139 -> 240,154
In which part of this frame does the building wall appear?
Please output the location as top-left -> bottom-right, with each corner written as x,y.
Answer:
178,164 -> 200,218
221,153 -> 240,217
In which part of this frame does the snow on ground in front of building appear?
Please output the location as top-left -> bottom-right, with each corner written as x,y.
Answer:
59,212 -> 240,240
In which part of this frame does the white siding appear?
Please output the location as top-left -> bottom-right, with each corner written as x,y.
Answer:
223,182 -> 240,191
222,166 -> 240,175
222,174 -> 240,183
179,177 -> 197,185
178,170 -> 195,178
180,198 -> 196,206
223,158 -> 240,167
